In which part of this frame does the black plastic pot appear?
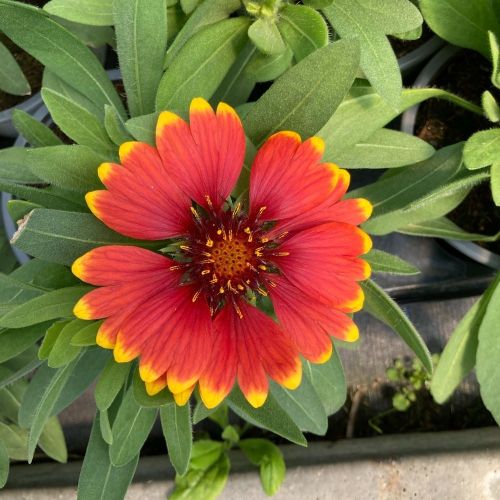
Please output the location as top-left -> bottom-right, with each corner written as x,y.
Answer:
400,45 -> 500,271
398,35 -> 445,75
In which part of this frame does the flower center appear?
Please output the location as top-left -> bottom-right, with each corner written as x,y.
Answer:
211,238 -> 253,280
174,203 -> 288,314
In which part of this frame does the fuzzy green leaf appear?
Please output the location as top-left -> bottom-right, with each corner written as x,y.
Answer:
334,128 -> 435,169
482,91 -> 500,122
464,128 -> 500,169
0,0 -> 126,118
278,4 -> 328,62
156,17 -> 250,111
361,279 -> 433,373
95,358 -> 131,411
114,0 -> 167,117
47,319 -> 86,368
104,105 -> 133,146
0,440 -> 8,488
431,277 -> 499,403
248,18 -> 286,56
364,249 -> 420,275
109,388 -> 157,466
44,0 -> 113,26
476,275 -> 500,424
492,162 -> 500,206
12,110 -> 62,148
228,388 -> 306,446
0,322 -> 51,363
160,403 -> 192,476
244,39 -> 360,146
78,413 -> 139,500
0,40 -> 30,95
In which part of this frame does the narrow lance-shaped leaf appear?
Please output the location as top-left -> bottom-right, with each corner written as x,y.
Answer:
44,0 -> 113,26
364,249 -> 420,275
78,413 -> 139,500
431,276 -> 500,404
476,275 -> 500,424
0,40 -> 30,95
109,388 -> 157,467
0,0 -> 126,118
244,38 -> 360,146
113,0 -> 168,117
160,403 -> 193,476
361,279 -> 433,373
12,109 -> 63,148
156,17 -> 250,111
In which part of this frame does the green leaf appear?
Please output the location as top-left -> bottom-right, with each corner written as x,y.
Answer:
244,46 -> 293,82
353,144 -> 484,235
12,110 -> 62,148
125,112 -> 158,144
356,0 -> 423,34
320,87 -> 483,156
160,403 -> 192,476
476,275 -> 500,423
180,0 -> 200,15
78,413 -> 139,500
113,0 -> 168,117
0,322 -> 51,363
41,88 -> 116,154
104,105 -> 133,146
11,259 -> 78,290
0,440 -> 8,488
132,368 -> 173,407
12,209 -> 159,266
8,200 -> 40,225
15,145 -> 106,193
171,452 -> 229,500
431,277 -> 499,403
44,0 -> 113,26
192,400 -> 220,425
0,422 -> 28,460
248,18 -> 286,56
334,129 -> 435,169
0,286 -> 88,329
156,17 -> 250,111
189,440 -> 223,470
492,162 -> 500,206
38,416 -> 67,463
55,17 -> 114,48
71,320 -> 100,346
304,348 -> 346,416
464,128 -> 500,169
270,376 -> 327,435
18,357 -> 79,462
239,438 -> 285,496
244,38 -> 360,146
278,4 -> 328,62
109,388 -> 157,466
364,249 -> 420,275
0,1 -> 126,118
361,279 -> 433,373
47,319 -> 86,368
228,388 -> 306,446
211,42 -> 257,107
39,321 -> 68,360
323,0 -> 402,108
0,147 -> 46,184
0,358 -> 43,392
420,0 -> 500,58
0,40 -> 30,95
482,91 -> 500,123
95,358 -> 131,411
165,0 -> 241,67
99,409 -> 113,445
399,217 -> 500,241
52,348 -> 110,415
303,0 -> 333,7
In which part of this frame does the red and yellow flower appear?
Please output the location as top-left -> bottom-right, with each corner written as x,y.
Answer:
72,97 -> 372,409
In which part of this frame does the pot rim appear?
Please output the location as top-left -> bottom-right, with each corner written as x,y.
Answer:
400,44 -> 500,270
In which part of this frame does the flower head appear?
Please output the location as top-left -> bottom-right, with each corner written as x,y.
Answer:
72,98 -> 372,408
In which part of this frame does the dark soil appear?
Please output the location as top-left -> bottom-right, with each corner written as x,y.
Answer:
415,50 -> 500,253
0,36 -> 43,112
389,24 -> 433,59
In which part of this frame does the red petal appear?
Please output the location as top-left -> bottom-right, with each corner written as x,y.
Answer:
136,285 -> 212,390
72,246 -> 179,286
200,301 -> 301,408
270,276 -> 358,362
249,132 -> 336,221
86,142 -> 191,240
156,98 -> 245,210
274,223 -> 371,311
